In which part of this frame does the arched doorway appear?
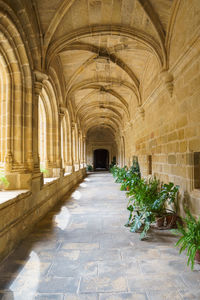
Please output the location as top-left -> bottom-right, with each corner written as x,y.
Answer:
94,149 -> 109,170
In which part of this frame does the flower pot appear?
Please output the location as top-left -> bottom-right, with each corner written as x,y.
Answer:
166,214 -> 177,228
195,250 -> 200,264
166,214 -> 182,229
156,216 -> 165,228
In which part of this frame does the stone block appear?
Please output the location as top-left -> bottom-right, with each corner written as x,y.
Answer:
180,141 -> 187,153
168,155 -> 176,164
189,139 -> 200,152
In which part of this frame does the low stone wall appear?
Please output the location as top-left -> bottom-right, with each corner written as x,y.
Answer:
0,168 -> 86,262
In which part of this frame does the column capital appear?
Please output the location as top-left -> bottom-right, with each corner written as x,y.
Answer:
33,70 -> 48,96
34,70 -> 48,83
160,70 -> 174,97
71,122 -> 76,129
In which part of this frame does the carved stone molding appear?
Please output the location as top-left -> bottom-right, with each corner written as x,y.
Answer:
137,106 -> 145,119
161,70 -> 174,97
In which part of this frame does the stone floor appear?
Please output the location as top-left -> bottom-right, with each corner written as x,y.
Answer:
0,172 -> 200,300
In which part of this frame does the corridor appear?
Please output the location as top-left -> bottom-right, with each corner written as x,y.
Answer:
0,173 -> 199,299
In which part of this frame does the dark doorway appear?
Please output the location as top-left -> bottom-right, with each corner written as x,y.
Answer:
94,149 -> 109,170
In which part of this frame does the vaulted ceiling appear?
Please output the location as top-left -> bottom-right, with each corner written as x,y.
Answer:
34,0 -> 174,136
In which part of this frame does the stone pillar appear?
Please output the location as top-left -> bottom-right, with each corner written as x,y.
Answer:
4,89 -> 12,172
73,123 -> 79,171
52,110 -> 65,177
80,134 -> 84,168
31,70 -> 48,191
71,122 -> 75,173
83,136 -> 87,167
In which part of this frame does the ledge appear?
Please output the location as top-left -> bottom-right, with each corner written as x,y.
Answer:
0,190 -> 31,209
44,177 -> 59,185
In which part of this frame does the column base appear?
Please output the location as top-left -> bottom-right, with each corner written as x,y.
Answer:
3,172 -> 32,190
52,168 -> 63,177
32,172 -> 43,193
74,163 -> 80,171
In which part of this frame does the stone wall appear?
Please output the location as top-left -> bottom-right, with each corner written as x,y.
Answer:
124,6 -> 200,217
0,169 -> 86,262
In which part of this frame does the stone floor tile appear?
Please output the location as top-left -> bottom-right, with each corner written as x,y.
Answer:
179,288 -> 200,299
49,258 -> 97,277
99,292 -> 148,300
127,274 -> 186,291
181,271 -> 200,288
35,294 -> 64,300
79,276 -> 128,293
79,249 -> 121,262
37,277 -> 79,293
139,258 -> 188,274
61,243 -> 99,250
98,261 -> 141,277
63,293 -> 98,300
147,290 -> 182,300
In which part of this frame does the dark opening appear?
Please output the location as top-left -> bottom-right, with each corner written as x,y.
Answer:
94,149 -> 109,170
148,155 -> 152,175
194,152 -> 200,189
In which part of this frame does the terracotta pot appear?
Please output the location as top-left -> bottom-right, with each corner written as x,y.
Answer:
195,250 -> 200,264
156,216 -> 165,228
166,214 -> 182,229
166,214 -> 177,228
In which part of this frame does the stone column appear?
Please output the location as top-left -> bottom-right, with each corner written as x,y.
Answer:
4,85 -> 12,172
52,110 -> 65,177
83,136 -> 87,167
80,134 -> 84,168
31,70 -> 48,191
73,123 -> 79,171
71,122 -> 75,173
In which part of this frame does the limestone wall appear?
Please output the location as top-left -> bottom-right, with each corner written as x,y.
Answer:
124,9 -> 200,217
0,169 -> 86,262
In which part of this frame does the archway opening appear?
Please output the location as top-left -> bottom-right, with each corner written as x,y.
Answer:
94,149 -> 109,170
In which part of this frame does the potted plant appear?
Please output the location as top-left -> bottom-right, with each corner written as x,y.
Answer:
0,172 -> 9,190
86,164 -> 93,172
172,210 -> 200,270
152,182 -> 179,228
125,177 -> 160,239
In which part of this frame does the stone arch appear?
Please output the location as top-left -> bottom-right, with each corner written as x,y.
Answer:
0,9 -> 33,186
0,52 -> 10,170
38,80 -> 60,177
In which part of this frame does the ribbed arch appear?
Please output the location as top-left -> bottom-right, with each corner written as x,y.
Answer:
0,10 -> 32,174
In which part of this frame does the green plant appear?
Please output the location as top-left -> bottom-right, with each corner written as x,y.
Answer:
172,210 -> 200,270
0,172 -> 9,189
125,177 -> 159,239
152,182 -> 179,215
113,166 -> 128,183
109,156 -> 116,171
40,167 -> 49,175
86,164 -> 93,171
125,179 -> 179,239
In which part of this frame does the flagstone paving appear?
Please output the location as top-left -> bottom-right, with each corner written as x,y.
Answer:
0,172 -> 199,299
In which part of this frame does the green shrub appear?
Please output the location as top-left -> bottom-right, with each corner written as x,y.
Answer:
126,178 -> 179,240
86,164 -> 93,171
0,172 -> 9,189
172,210 -> 200,270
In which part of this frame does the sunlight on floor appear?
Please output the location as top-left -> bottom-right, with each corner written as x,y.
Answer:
72,190 -> 82,200
55,207 -> 71,230
80,183 -> 87,188
10,251 -> 40,299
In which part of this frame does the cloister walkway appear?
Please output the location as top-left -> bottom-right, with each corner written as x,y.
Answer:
0,172 -> 199,299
